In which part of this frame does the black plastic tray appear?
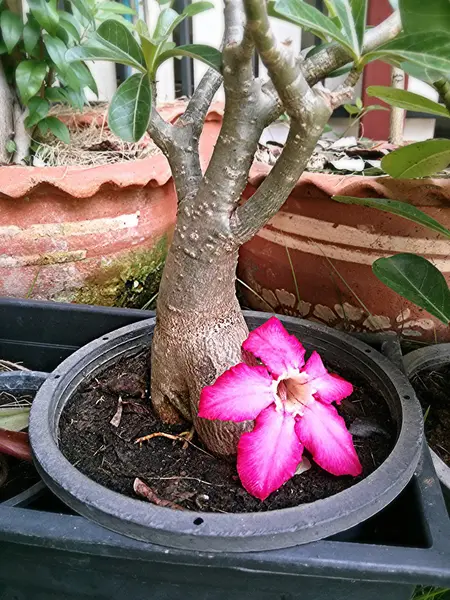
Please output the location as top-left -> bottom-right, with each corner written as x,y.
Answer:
0,300 -> 449,600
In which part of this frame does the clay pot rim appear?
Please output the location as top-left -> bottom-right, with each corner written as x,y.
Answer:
248,162 -> 450,203
0,101 -> 224,200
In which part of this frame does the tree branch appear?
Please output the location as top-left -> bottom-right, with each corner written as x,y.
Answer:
180,68 -> 223,137
231,0 -> 333,244
147,106 -> 176,157
303,11 -> 402,87
259,11 -> 402,126
191,0 -> 269,214
147,84 -> 203,206
434,78 -> 450,113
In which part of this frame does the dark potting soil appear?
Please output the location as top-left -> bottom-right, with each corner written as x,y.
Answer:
0,390 -> 40,502
59,350 -> 396,513
412,364 -> 450,467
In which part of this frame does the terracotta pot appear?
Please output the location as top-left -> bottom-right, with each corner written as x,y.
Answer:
239,164 -> 450,341
0,102 -> 223,307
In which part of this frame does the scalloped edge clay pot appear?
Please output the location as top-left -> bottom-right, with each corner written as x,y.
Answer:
239,163 -> 450,342
0,102 -> 223,306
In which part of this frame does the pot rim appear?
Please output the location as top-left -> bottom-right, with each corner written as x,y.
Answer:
0,102 -> 224,200
404,344 -> 450,493
29,312 -> 424,552
0,370 -> 48,507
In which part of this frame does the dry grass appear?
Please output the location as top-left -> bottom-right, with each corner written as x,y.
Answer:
34,103 -> 161,167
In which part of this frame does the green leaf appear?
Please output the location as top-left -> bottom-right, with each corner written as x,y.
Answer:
66,87 -> 86,110
0,11 -> 23,53
0,407 -> 30,432
27,0 -> 59,35
351,0 -> 368,54
271,0 -> 357,58
332,196 -> 450,239
327,0 -> 367,56
373,253 -> 450,324
45,86 -> 69,103
39,116 -> 70,143
23,16 -> 41,55
5,139 -> 16,153
108,73 -> 152,142
399,61 -> 444,87
59,10 -> 82,35
25,96 -> 50,127
97,19 -> 144,65
367,85 -> 450,118
58,14 -> 81,42
153,7 -> 179,41
182,1 -> 213,17
71,61 -> 98,95
97,1 -> 135,14
382,139 -> 450,178
327,64 -> 353,77
15,60 -> 47,105
400,0 -> 450,35
156,44 -> 222,72
66,19 -> 146,72
43,34 -> 67,71
0,40 -> 7,54
69,0 -> 95,23
344,103 -> 360,115
364,32 -> 450,75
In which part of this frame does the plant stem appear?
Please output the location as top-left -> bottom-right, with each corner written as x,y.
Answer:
389,66 -> 405,145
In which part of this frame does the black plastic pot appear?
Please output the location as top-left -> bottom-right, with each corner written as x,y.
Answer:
1,302 -> 450,598
404,344 -> 450,505
0,297 -> 154,372
0,370 -> 48,507
30,312 -> 424,553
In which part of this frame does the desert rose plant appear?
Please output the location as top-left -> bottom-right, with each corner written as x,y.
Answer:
66,0 -> 450,497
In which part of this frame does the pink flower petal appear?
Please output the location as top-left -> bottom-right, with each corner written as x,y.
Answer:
198,364 -> 276,422
295,400 -> 362,477
242,317 -> 306,378
237,405 -> 303,501
303,351 -> 353,404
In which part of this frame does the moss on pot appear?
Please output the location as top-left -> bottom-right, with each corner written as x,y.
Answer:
74,237 -> 168,309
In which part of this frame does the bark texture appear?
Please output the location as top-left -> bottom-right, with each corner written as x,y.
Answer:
148,1 -> 403,457
0,63 -> 14,165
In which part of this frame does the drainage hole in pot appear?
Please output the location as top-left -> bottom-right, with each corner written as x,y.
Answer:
404,395 -> 410,400
365,349 -> 371,353
54,375 -> 60,379
194,518 -> 204,526
103,337 -> 109,341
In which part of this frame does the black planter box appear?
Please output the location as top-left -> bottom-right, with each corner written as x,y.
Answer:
0,299 -> 449,600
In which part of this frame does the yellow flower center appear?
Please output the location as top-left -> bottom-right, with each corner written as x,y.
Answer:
275,371 -> 317,416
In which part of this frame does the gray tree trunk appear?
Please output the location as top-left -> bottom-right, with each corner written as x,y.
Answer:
0,62 -> 14,165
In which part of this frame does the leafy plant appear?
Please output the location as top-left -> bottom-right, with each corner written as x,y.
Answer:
65,2 -> 219,142
0,0 -> 133,163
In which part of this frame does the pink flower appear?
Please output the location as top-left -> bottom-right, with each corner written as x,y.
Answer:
198,317 -> 362,501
